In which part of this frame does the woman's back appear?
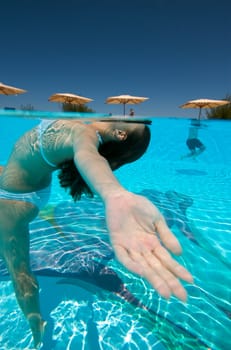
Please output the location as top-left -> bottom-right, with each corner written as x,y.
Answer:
0,120 -> 79,192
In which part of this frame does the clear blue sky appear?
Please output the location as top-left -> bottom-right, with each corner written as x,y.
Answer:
1,0 -> 230,118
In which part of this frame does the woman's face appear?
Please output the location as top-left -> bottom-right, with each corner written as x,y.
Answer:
110,122 -> 145,141
94,121 -> 145,144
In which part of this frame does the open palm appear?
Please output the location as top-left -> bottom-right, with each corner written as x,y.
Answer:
105,192 -> 193,302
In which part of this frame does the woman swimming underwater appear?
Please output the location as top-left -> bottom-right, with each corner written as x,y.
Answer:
0,119 -> 193,348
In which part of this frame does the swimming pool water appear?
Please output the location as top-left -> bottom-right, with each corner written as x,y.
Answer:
0,114 -> 230,350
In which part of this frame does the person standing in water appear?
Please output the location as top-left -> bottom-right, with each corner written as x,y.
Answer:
181,119 -> 206,160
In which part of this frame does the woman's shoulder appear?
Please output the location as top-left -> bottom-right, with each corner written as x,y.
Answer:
70,121 -> 96,137
69,122 -> 99,149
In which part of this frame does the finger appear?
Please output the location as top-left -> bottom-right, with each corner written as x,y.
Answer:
144,250 -> 189,302
114,244 -> 144,276
128,250 -> 177,300
155,218 -> 182,255
115,245 -> 172,299
114,243 -> 191,302
154,245 -> 194,283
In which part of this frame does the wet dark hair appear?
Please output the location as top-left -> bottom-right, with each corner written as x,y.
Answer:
57,124 -> 151,201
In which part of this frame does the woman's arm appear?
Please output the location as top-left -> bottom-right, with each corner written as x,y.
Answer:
72,128 -> 193,301
72,128 -> 125,200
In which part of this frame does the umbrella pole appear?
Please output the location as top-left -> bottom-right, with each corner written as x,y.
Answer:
198,107 -> 202,120
123,103 -> 126,116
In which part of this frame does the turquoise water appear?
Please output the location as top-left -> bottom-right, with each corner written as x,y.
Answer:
0,112 -> 230,350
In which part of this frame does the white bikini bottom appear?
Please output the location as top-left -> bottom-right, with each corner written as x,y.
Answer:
0,185 -> 51,210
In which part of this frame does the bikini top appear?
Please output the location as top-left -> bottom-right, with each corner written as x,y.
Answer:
38,120 -> 57,167
38,120 -> 103,168
96,130 -> 103,145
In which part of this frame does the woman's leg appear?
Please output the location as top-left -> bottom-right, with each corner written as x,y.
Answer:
0,200 -> 46,348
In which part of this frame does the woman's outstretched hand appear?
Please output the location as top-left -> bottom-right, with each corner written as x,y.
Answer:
105,191 -> 193,302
